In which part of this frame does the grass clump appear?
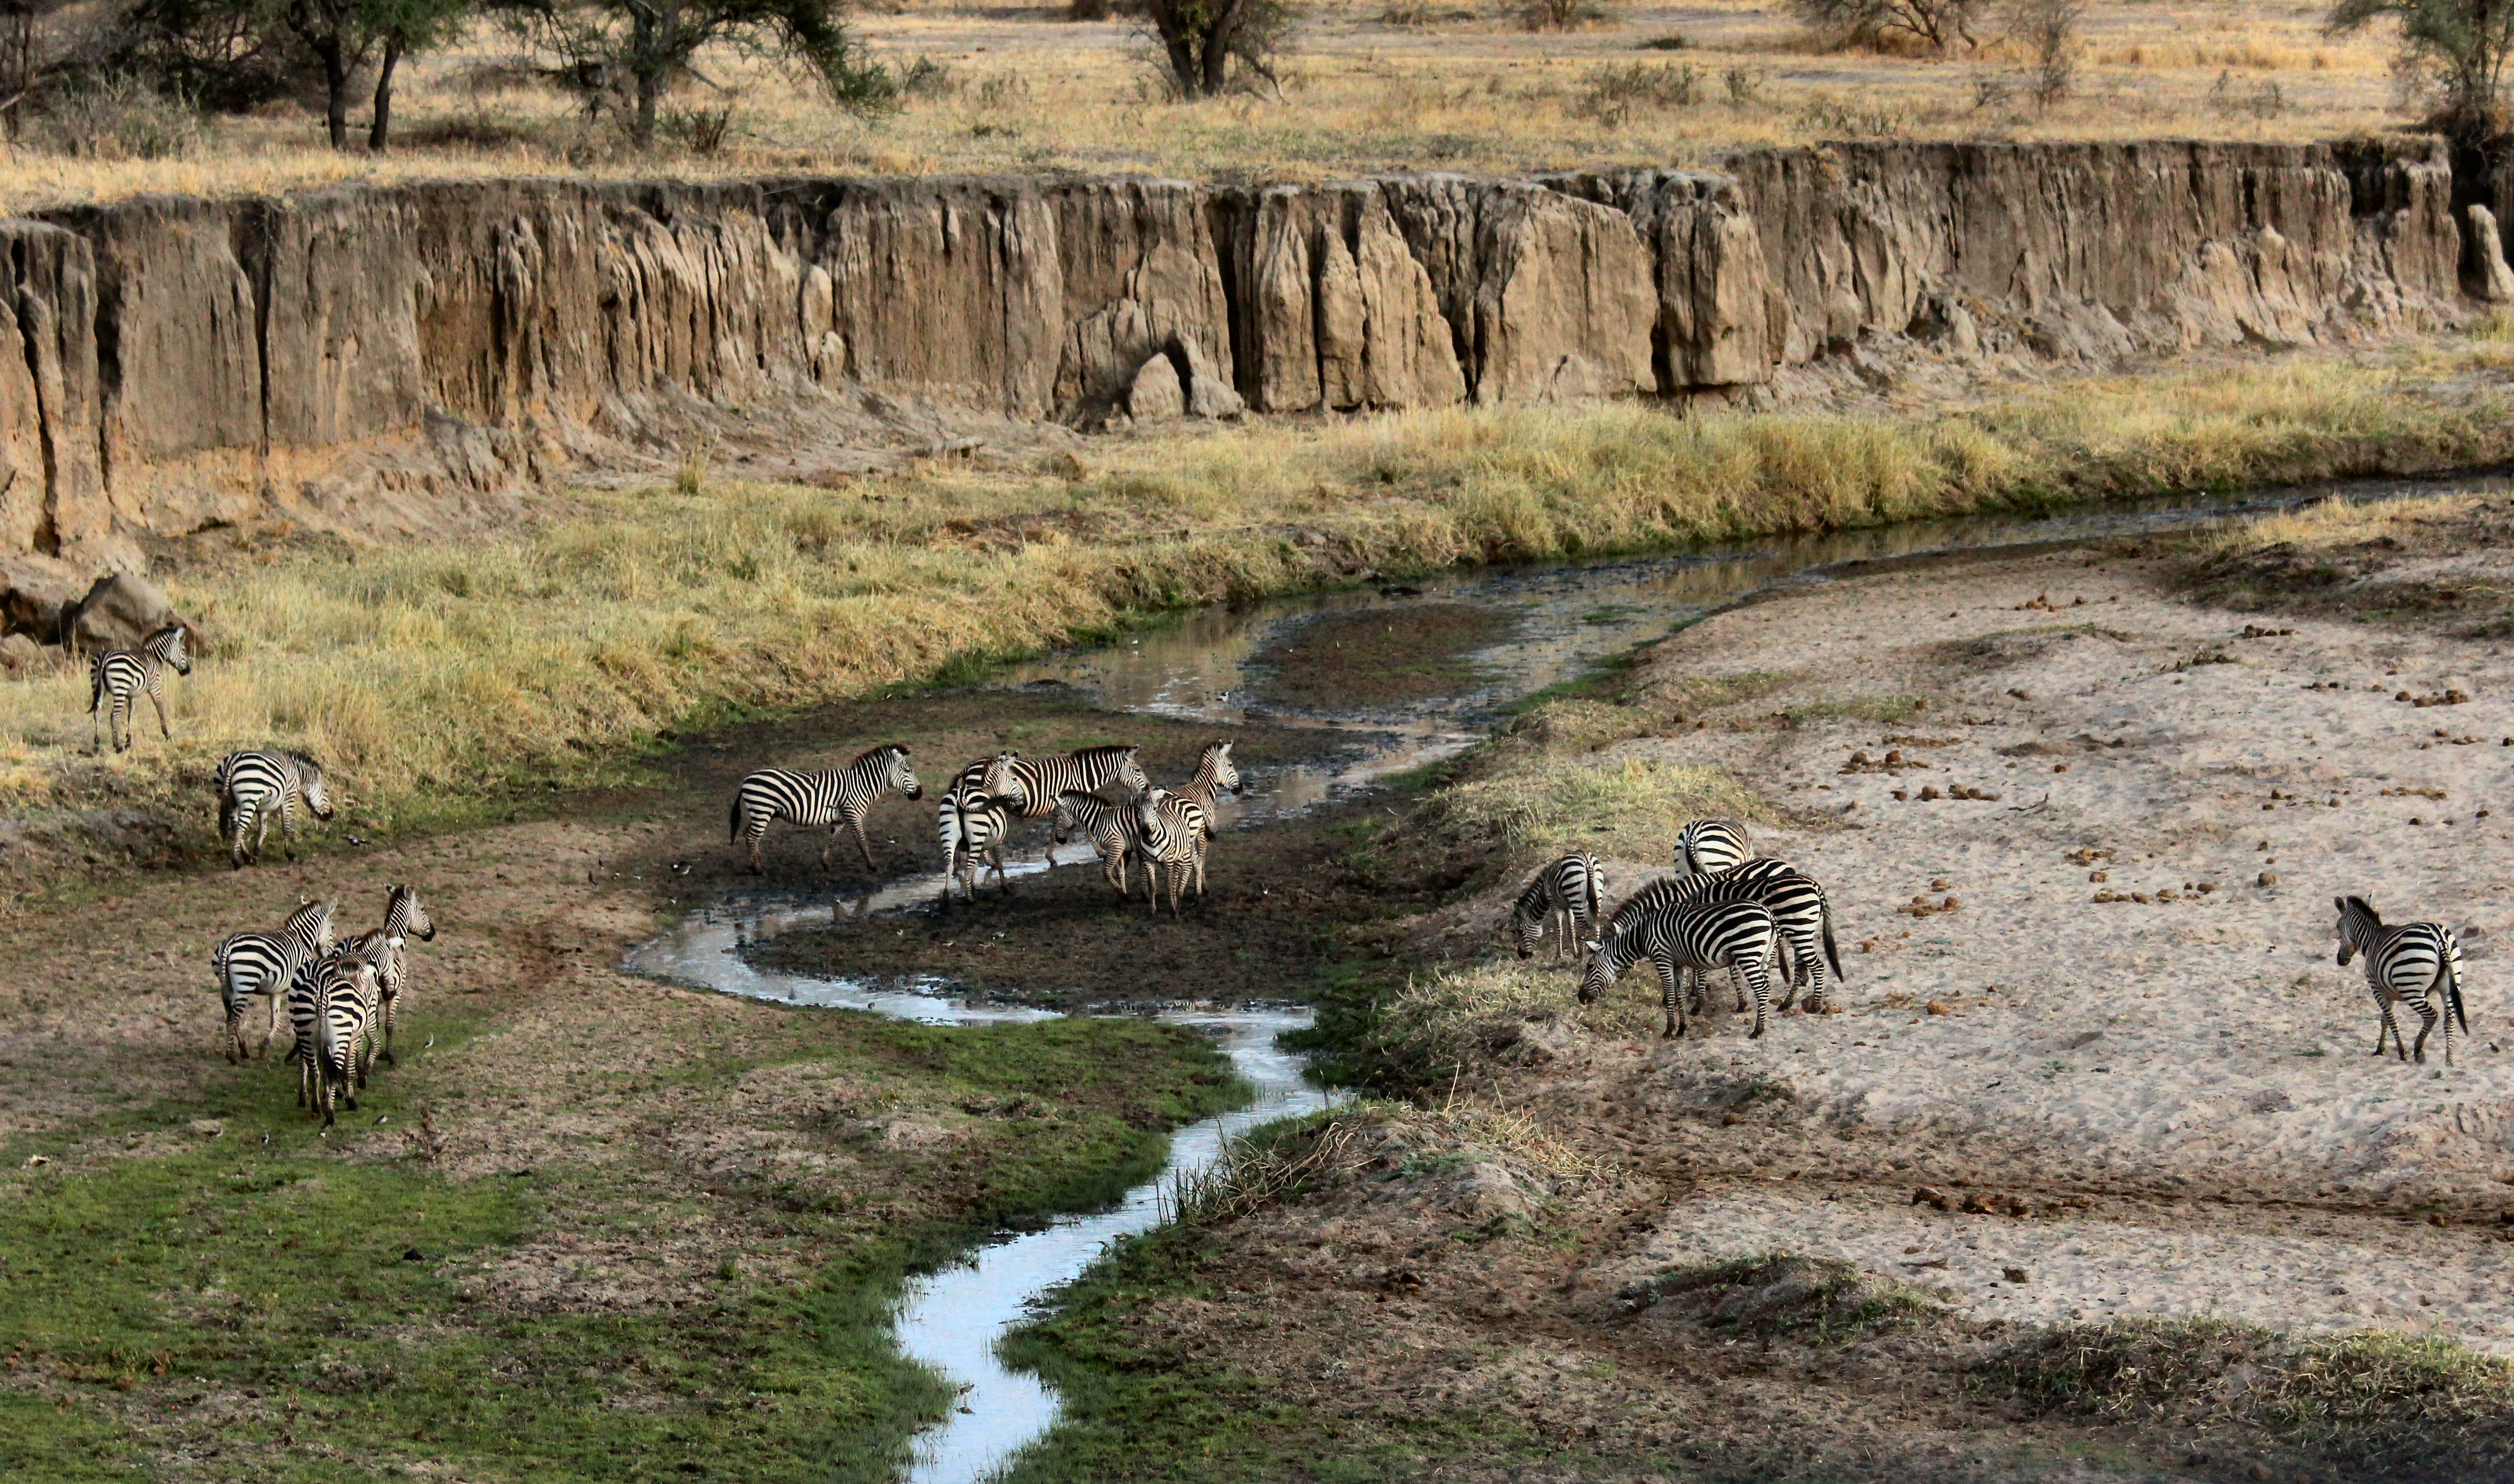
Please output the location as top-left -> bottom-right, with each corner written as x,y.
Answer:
1422,754 -> 1767,865
1993,1316 -> 2514,1453
1621,1254 -> 1952,1345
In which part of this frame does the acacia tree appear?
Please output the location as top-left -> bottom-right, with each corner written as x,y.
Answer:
500,0 -> 889,147
1143,0 -> 1291,98
2329,0 -> 2514,138
364,0 -> 467,148
279,0 -> 367,147
1792,0 -> 1981,51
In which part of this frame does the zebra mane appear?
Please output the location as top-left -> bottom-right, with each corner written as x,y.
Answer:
282,749 -> 323,771
1071,744 -> 1134,765
2338,895 -> 2379,926
853,743 -> 910,764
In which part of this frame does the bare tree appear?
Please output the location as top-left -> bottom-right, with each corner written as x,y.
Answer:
1793,0 -> 1982,52
2011,0 -> 2082,109
2328,0 -> 2514,139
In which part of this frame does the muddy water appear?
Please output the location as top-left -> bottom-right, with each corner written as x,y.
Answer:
624,474 -> 2487,1483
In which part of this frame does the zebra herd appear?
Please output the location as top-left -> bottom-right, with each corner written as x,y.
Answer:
1520,820 -> 2474,1062
729,739 -> 1242,914
211,883 -> 437,1125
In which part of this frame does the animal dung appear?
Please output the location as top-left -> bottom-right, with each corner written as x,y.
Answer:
2240,625 -> 2294,638
2403,689 -> 2473,707
1925,1000 -> 1951,1015
2259,871 -> 2280,887
2003,1266 -> 2032,1283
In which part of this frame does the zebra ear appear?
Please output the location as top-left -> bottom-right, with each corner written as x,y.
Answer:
1582,939 -> 1601,953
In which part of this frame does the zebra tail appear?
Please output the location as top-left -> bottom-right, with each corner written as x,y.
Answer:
2450,944 -> 2471,1035
728,793 -> 741,846
1821,907 -> 1844,981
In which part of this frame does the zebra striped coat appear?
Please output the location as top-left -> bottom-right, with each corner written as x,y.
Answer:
1138,742 -> 1241,903
1132,787 -> 1200,916
212,898 -> 335,1063
979,746 -> 1149,865
1582,898 -> 1780,1040
731,745 -> 924,875
1051,790 -> 1148,895
944,791 -> 1016,905
216,751 -> 334,867
2336,896 -> 2470,1066
1675,818 -> 1752,877
295,955 -> 379,1126
1511,853 -> 1607,961
341,885 -> 436,1069
1608,858 -> 1843,1012
89,624 -> 191,754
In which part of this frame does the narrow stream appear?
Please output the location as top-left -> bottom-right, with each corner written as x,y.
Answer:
622,473 -> 2497,1483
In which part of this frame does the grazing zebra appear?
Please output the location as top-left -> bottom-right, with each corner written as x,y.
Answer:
88,624 -> 191,754
1581,898 -> 1780,1040
1510,853 -> 1607,961
296,954 -> 379,1126
729,745 -> 924,875
1608,858 -> 1843,1012
978,746 -> 1149,862
216,750 -> 334,868
1675,818 -> 1752,877
2335,896 -> 2470,1066
1051,790 -> 1147,895
1138,742 -> 1242,901
211,898 -> 335,1063
339,885 -> 436,1069
1133,787 -> 1200,916
943,791 -> 1016,906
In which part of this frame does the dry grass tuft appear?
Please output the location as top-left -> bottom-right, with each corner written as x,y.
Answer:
1625,1253 -> 1953,1344
1424,755 -> 1767,863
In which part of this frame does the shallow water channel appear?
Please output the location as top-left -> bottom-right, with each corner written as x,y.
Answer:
622,474 -> 2489,1483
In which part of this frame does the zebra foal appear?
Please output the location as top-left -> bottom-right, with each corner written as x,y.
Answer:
212,898 -> 335,1063
216,750 -> 334,868
1509,853 -> 1607,961
731,744 -> 924,875
1581,898 -> 1780,1040
1138,742 -> 1240,902
89,624 -> 191,754
1051,790 -> 1146,895
2335,896 -> 2470,1066
977,746 -> 1149,863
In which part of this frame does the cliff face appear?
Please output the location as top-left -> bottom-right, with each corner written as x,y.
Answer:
0,138 -> 2470,564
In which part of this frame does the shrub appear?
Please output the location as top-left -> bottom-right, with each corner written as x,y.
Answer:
1794,0 -> 1981,52
32,72 -> 201,158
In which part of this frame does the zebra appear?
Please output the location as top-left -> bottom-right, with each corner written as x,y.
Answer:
340,884 -> 436,1069
211,898 -> 335,1064
1580,898 -> 1780,1040
1675,818 -> 1752,877
1138,742 -> 1241,901
2335,896 -> 2470,1066
1510,853 -> 1607,961
729,745 -> 923,875
977,746 -> 1149,862
296,954 -> 379,1126
1051,790 -> 1147,896
1608,858 -> 1843,1012
1133,786 -> 1200,916
216,750 -> 334,868
943,790 -> 1015,906
88,624 -> 192,754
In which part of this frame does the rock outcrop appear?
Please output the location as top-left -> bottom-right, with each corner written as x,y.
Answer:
0,137 -> 2478,561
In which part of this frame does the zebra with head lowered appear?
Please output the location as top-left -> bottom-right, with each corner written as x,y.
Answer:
89,624 -> 191,754
977,746 -> 1149,864
293,954 -> 379,1126
212,898 -> 334,1063
731,744 -> 924,875
1509,853 -> 1607,961
2336,895 -> 2471,1066
1675,818 -> 1752,877
1051,790 -> 1148,896
1136,742 -> 1241,902
1610,857 -> 1843,1013
216,750 -> 334,868
1582,897 -> 1780,1040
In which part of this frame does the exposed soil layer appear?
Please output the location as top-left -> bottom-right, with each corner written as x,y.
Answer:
1243,601 -> 1520,716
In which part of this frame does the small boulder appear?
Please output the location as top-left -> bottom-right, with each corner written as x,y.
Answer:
1126,353 -> 1185,422
62,573 -> 182,656
0,553 -> 84,642
0,632 -> 42,673
1174,335 -> 1246,419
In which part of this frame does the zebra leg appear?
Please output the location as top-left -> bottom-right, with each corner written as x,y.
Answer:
1742,953 -> 1774,1040
2374,990 -> 2405,1060
1727,963 -> 1748,1014
2412,994 -> 2439,1065
252,806 -> 271,866
1655,956 -> 1686,1039
381,991 -> 398,1066
280,798 -> 298,861
851,818 -> 878,873
150,684 -> 171,740
224,995 -> 246,1065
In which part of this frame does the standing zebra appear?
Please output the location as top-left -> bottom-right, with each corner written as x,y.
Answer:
1051,790 -> 1148,896
211,898 -> 335,1064
944,790 -> 1016,906
1510,853 -> 1608,961
1608,858 -> 1843,1012
338,884 -> 436,1069
295,954 -> 379,1126
730,745 -> 924,875
2335,896 -> 2470,1066
1581,898 -> 1780,1040
977,746 -> 1149,863
1675,818 -> 1752,877
1137,742 -> 1241,901
88,624 -> 191,754
1133,786 -> 1200,916
216,750 -> 334,868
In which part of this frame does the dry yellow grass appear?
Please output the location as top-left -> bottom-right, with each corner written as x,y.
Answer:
2,353 -> 2506,849
0,0 -> 2414,215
